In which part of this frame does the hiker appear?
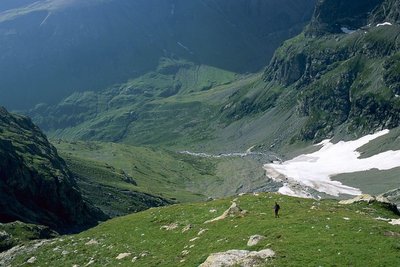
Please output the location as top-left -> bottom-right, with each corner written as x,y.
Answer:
274,202 -> 280,218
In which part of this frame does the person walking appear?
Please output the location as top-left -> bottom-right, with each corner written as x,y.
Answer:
274,202 -> 280,218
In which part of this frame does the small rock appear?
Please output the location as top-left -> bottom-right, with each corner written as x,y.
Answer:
116,253 -> 131,260
198,229 -> 208,236
247,235 -> 266,247
384,231 -> 400,237
343,217 -> 350,221
376,217 -> 391,222
247,235 -> 265,247
160,223 -> 178,231
0,231 -> 11,239
85,259 -> 95,266
131,256 -> 138,263
140,251 -> 149,257
190,237 -> 199,242
182,224 -> 193,233
209,209 -> 217,213
62,250 -> 69,255
181,250 -> 190,256
27,256 -> 36,264
376,196 -> 391,204
85,239 -> 99,245
389,219 -> 400,225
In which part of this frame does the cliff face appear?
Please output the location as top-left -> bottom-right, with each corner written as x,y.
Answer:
261,0 -> 400,141
370,0 -> 400,24
0,107 -> 105,233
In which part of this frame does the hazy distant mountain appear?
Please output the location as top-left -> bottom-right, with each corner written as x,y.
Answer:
29,0 -> 400,154
0,0 -> 315,109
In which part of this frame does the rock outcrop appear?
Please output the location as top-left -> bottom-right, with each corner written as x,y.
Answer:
199,249 -> 275,267
340,194 -> 400,215
339,194 -> 377,204
204,201 -> 246,224
0,107 -> 106,233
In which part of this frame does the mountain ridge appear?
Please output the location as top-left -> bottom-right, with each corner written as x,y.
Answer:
0,0 -> 315,109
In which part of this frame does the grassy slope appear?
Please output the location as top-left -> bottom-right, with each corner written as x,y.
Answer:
10,193 -> 400,266
41,70 -> 309,155
60,154 -> 170,217
37,61 -> 240,148
54,140 -> 208,203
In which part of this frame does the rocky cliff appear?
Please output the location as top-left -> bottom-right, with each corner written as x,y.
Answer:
0,107 -> 105,233
263,0 -> 400,141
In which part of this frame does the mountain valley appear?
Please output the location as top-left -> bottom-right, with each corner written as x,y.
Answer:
1,0 -> 400,266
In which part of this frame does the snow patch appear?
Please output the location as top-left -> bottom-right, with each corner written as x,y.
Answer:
264,130 -> 400,197
377,22 -> 392,27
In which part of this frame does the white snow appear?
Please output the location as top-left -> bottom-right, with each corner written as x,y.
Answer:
341,27 -> 356,34
376,22 -> 392,27
264,130 -> 400,197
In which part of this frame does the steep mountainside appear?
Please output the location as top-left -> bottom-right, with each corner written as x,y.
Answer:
262,0 -> 400,141
0,107 -> 105,233
0,0 -> 315,109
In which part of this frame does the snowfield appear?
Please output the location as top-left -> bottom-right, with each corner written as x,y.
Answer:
264,130 -> 400,198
